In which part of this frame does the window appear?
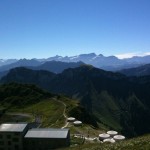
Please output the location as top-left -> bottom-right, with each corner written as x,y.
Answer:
8,141 -> 11,145
14,144 -> 19,150
7,135 -> 11,139
0,141 -> 4,145
32,141 -> 35,145
15,133 -> 19,136
13,138 -> 19,142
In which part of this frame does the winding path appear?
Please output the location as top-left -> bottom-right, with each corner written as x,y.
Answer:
50,98 -> 69,128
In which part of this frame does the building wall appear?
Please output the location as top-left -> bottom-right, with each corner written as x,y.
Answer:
24,136 -> 70,150
0,126 -> 28,150
0,132 -> 23,150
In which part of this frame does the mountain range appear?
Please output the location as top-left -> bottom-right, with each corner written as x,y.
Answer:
1,65 -> 150,137
0,59 -> 17,66
1,53 -> 150,137
1,53 -> 150,71
0,59 -> 84,79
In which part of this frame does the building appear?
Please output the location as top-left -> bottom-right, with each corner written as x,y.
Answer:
24,128 -> 70,150
0,123 -> 70,150
0,123 -> 28,150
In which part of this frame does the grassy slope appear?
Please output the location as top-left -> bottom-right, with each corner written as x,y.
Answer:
0,95 -> 78,128
0,83 -> 149,149
63,134 -> 150,150
0,83 -> 104,131
0,83 -> 108,149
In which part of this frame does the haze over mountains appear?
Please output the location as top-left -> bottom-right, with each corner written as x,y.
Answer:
1,53 -> 150,72
0,59 -> 17,66
0,59 -> 84,73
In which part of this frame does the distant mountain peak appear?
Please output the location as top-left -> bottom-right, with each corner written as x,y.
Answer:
107,55 -> 118,59
79,53 -> 96,57
98,54 -> 104,57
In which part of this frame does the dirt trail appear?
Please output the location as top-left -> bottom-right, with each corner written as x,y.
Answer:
51,98 -> 69,128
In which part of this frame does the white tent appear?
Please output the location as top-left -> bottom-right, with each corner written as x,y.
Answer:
103,138 -> 116,143
107,130 -> 118,137
73,121 -> 82,126
99,133 -> 110,140
67,117 -> 75,122
113,135 -> 125,141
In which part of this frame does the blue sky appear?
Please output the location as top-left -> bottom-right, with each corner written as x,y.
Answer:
0,0 -> 150,59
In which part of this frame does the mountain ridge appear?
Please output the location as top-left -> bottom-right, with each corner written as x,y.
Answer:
0,60 -> 84,79
1,53 -> 150,71
119,63 -> 150,76
1,66 -> 150,137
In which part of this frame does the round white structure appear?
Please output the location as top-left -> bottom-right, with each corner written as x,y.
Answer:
103,138 -> 116,143
67,117 -> 76,122
113,135 -> 125,141
73,121 -> 82,126
107,130 -> 118,137
99,133 -> 110,140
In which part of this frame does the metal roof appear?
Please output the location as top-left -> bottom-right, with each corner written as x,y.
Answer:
0,123 -> 28,132
25,128 -> 69,139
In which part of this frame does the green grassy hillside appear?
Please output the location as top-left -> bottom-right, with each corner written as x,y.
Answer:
0,83 -> 99,130
1,83 -> 149,150
0,82 -> 109,149
0,82 -> 52,107
0,83 -> 75,127
63,134 -> 150,150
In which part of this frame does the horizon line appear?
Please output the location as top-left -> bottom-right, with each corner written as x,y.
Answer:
1,52 -> 150,60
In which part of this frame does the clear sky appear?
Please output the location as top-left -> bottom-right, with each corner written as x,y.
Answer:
0,0 -> 150,59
